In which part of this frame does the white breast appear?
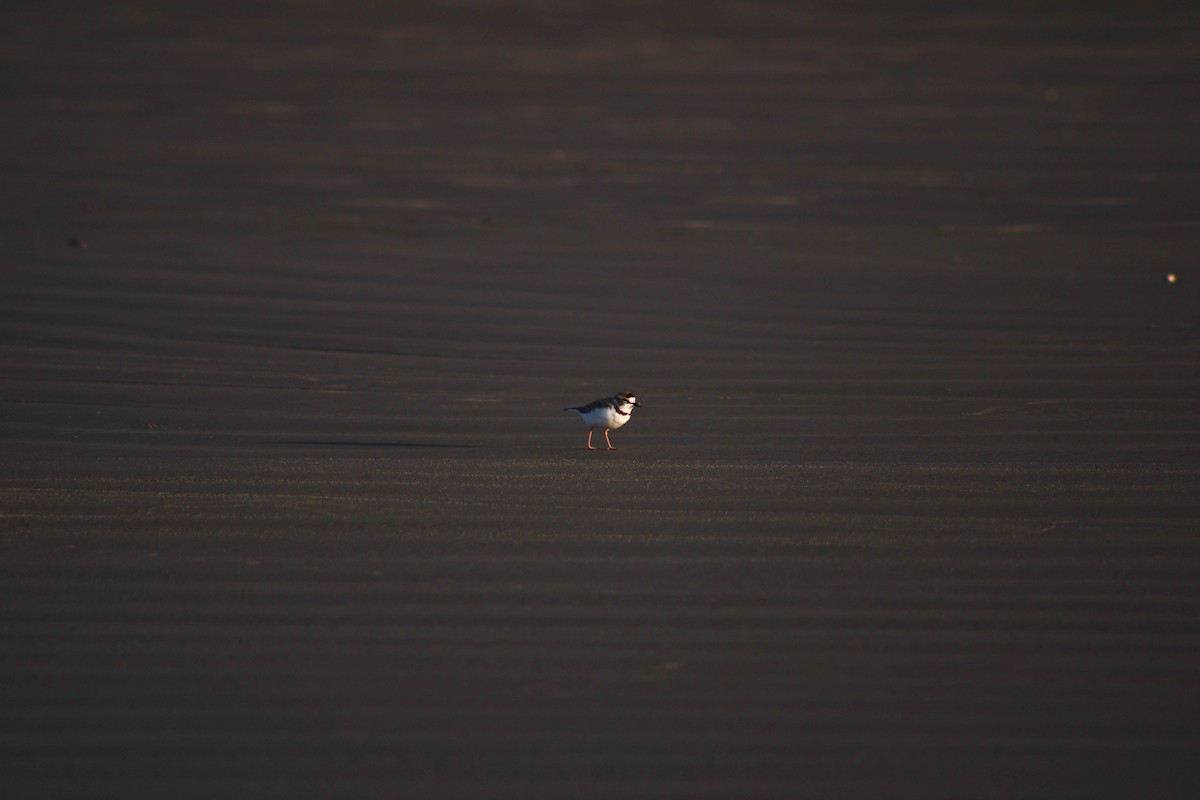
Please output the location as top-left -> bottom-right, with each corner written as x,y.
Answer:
580,405 -> 630,430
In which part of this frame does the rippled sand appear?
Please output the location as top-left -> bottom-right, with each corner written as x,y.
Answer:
3,2 -> 1198,797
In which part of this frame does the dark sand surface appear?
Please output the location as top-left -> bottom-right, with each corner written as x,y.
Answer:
3,1 -> 1199,797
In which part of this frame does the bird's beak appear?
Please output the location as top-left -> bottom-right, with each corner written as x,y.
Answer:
633,401 -> 642,407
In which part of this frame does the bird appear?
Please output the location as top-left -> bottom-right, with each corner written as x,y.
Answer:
563,391 -> 641,450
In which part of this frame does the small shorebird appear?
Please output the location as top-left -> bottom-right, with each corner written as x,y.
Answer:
564,391 -> 641,450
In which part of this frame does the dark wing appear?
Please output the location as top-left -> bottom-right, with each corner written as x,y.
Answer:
570,397 -> 616,413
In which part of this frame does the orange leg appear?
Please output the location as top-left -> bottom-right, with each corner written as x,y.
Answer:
585,427 -> 597,450
603,429 -> 616,450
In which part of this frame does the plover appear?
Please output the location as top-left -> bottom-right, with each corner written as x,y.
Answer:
564,391 -> 641,450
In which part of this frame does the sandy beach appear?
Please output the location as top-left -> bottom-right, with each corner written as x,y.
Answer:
3,1 -> 1199,796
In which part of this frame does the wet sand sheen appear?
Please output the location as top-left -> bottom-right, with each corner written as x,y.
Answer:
3,1 -> 1199,797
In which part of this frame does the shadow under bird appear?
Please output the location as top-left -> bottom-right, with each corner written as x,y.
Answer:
563,391 -> 641,450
